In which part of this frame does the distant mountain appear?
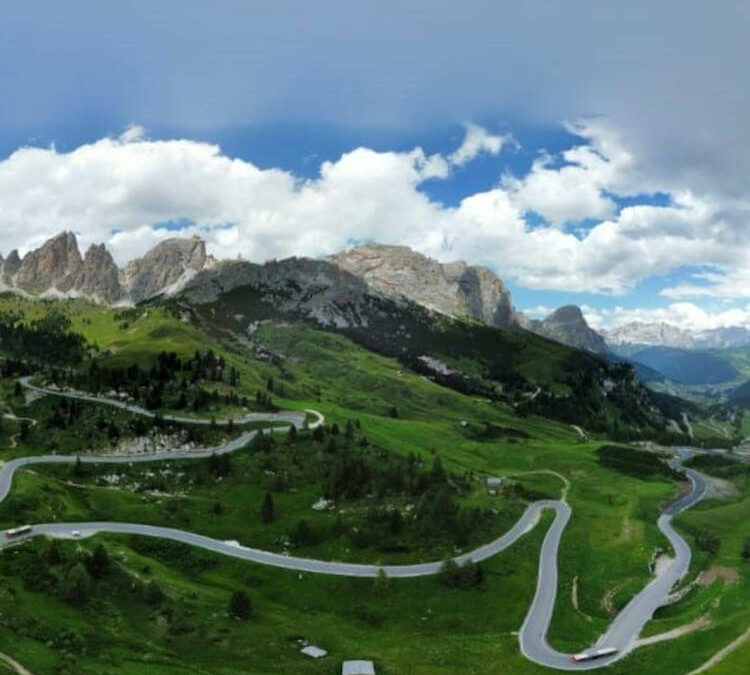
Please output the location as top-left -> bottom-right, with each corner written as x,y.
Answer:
0,231 -> 215,303
624,345 -> 738,385
530,305 -> 609,356
604,322 -> 695,349
604,321 -> 750,350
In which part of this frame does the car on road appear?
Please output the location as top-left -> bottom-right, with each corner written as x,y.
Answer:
71,530 -> 82,538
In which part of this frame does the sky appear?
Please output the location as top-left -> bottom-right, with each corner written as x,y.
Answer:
1,1 -> 749,332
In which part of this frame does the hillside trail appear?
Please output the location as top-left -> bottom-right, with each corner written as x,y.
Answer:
0,651 -> 35,675
3,413 -> 38,449
684,623 -> 750,675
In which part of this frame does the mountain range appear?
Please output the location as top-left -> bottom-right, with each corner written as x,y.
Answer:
603,321 -> 750,350
0,234 -> 609,356
0,231 -> 214,304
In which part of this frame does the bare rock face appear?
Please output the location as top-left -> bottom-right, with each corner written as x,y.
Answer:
121,236 -> 213,302
71,244 -> 123,302
1,249 -> 21,286
328,243 -> 520,328
13,231 -> 83,293
532,305 -> 608,355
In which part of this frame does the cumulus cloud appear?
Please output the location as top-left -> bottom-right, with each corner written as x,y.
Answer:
0,121 -> 746,306
448,123 -> 515,167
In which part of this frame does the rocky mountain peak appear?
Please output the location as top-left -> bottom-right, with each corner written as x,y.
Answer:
531,305 -> 608,355
121,235 -> 213,302
13,231 -> 83,293
328,243 -> 520,328
72,243 -> 122,302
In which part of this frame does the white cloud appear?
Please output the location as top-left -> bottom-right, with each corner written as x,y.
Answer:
0,121 -> 746,304
448,123 -> 515,167
502,121 -> 638,225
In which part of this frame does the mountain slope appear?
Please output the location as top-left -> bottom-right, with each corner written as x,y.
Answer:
171,256 -> 687,441
625,346 -> 739,385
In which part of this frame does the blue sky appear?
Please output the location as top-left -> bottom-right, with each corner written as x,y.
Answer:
1,1 -> 749,331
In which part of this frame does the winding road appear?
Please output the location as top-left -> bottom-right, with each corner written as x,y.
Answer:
1,380 -> 710,670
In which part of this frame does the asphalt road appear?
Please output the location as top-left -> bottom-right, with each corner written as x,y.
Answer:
19,377 -> 322,428
1,385 -> 709,670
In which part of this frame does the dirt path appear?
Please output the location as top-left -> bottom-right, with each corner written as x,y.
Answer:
634,614 -> 710,647
685,623 -> 750,675
4,413 -> 38,449
0,651 -> 35,675
681,413 -> 694,440
570,424 -> 587,440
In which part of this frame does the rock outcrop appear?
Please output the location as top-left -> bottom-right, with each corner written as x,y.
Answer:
121,236 -> 213,302
328,243 -> 520,328
71,244 -> 122,302
12,231 -> 83,294
531,305 -> 608,355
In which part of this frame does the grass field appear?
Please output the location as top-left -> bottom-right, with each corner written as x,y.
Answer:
0,296 -> 748,674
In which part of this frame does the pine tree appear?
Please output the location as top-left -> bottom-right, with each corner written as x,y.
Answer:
261,492 -> 275,523
228,590 -> 252,620
87,543 -> 110,578
64,563 -> 90,605
373,568 -> 391,597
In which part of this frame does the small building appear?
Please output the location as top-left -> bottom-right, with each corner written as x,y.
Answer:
301,645 -> 327,659
342,660 -> 376,675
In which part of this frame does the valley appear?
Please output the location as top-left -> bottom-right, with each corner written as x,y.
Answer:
0,270 -> 747,674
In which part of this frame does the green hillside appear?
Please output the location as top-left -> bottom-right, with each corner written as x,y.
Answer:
0,293 -> 747,675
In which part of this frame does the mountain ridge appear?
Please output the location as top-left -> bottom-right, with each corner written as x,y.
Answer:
0,231 -> 215,304
604,321 -> 750,350
1,232 -> 611,356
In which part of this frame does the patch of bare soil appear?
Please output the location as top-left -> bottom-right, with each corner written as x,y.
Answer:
704,475 -> 740,500
699,566 -> 740,587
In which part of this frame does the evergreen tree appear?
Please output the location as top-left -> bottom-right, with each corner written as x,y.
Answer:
64,563 -> 90,605
87,543 -> 110,578
345,420 -> 355,443
261,491 -> 275,524
228,590 -> 252,620
146,580 -> 164,605
429,456 -> 446,485
373,568 -> 391,597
